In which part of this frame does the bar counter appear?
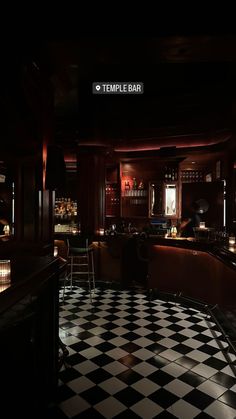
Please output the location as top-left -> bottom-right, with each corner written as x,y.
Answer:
0,253 -> 64,416
93,234 -> 236,308
147,236 -> 236,309
55,231 -> 236,308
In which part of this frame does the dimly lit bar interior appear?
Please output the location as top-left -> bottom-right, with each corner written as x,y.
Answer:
1,35 -> 236,417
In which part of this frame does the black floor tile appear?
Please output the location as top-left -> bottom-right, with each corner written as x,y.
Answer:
76,331 -> 94,340
91,354 -> 114,367
115,387 -> 143,407
219,389 -> 236,409
122,331 -> 141,341
120,342 -> 141,353
59,367 -> 81,383
80,386 -> 109,405
175,356 -> 198,369
211,372 -> 235,388
172,343 -> 192,355
147,355 -> 170,368
148,370 -> 174,386
66,353 -> 87,366
55,384 -> 76,402
179,371 -> 206,387
118,354 -> 142,367
86,368 -> 113,384
95,341 -> 116,352
149,388 -> 179,408
69,341 -> 90,352
169,333 -> 188,343
116,369 -> 143,385
183,389 -> 215,409
146,343 -> 167,355
56,287 -> 236,419
203,357 -> 228,370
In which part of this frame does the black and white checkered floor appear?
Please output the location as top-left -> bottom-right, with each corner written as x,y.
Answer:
51,287 -> 236,418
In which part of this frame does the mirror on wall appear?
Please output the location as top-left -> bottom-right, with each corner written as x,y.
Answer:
165,184 -> 177,216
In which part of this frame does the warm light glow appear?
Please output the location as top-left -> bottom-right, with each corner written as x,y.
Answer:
0,283 -> 10,292
171,226 -> 177,238
42,141 -> 47,190
0,260 -> 11,284
99,228 -> 105,236
229,236 -> 235,246
229,246 -> 236,252
54,246 -> 58,257
199,222 -> 206,229
3,224 -> 10,235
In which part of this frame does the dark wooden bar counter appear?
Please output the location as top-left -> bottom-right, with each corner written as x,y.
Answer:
0,254 -> 64,416
147,236 -> 236,308
56,233 -> 236,310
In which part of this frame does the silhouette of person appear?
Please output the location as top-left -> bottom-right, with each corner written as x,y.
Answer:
180,201 -> 201,237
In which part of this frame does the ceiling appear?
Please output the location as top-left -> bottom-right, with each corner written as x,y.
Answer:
2,35 -> 236,156
42,36 -> 235,153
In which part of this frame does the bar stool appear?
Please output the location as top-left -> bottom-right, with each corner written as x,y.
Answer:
67,237 -> 95,302
54,239 -> 70,303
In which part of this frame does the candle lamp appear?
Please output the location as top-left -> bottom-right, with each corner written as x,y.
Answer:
0,260 -> 11,284
99,228 -> 105,236
54,246 -> 58,257
229,235 -> 235,246
199,222 -> 206,229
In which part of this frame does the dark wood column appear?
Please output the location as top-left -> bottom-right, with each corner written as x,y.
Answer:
77,146 -> 106,236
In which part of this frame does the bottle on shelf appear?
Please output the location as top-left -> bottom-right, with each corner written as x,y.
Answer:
132,178 -> 137,190
138,180 -> 144,189
174,168 -> 178,180
164,166 -> 168,181
125,181 -> 130,195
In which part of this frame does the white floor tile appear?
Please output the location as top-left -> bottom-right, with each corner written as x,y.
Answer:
164,378 -> 193,397
99,377 -> 127,395
132,361 -> 157,377
60,395 -> 90,417
67,376 -> 95,393
167,399 -> 200,419
103,361 -> 128,375
95,397 -> 126,418
205,400 -> 236,419
197,380 -> 227,398
131,398 -> 163,418
132,378 -> 160,396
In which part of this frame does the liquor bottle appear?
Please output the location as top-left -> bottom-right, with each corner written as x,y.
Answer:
164,166 -> 168,181
132,178 -> 137,190
138,180 -> 144,189
174,168 -> 178,181
125,181 -> 130,190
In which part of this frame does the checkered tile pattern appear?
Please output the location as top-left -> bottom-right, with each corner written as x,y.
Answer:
49,287 -> 236,418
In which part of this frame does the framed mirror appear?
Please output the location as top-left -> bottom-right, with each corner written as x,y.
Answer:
165,184 -> 177,216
